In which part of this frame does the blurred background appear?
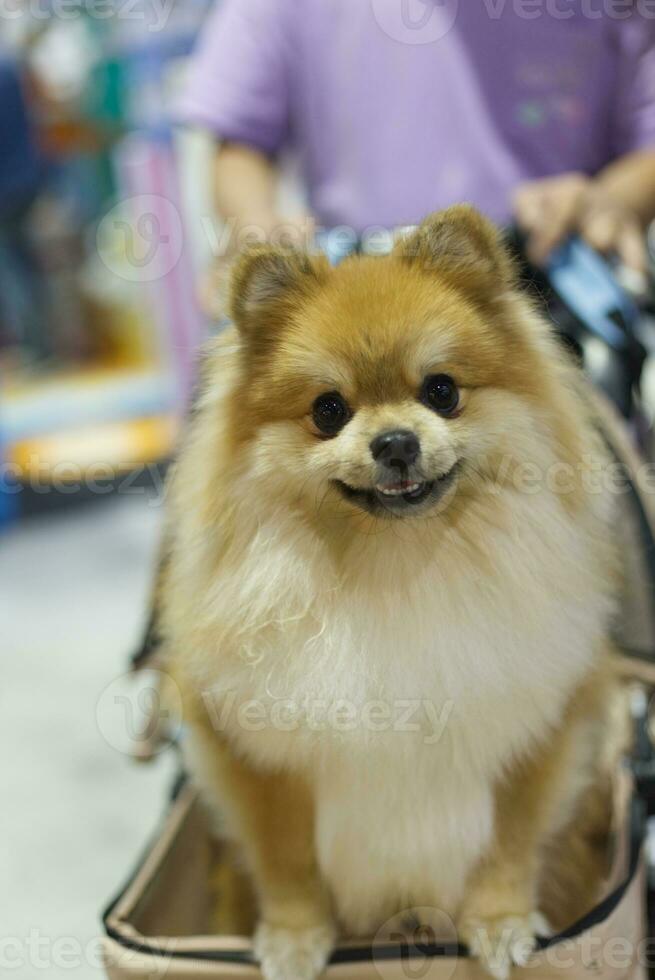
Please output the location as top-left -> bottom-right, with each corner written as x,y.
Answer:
3,3 -> 655,978
0,2 -> 214,516
0,8 -> 213,978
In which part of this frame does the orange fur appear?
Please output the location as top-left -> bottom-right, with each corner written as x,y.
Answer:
161,207 -> 621,980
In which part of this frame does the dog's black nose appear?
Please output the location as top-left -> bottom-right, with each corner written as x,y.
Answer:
370,429 -> 421,467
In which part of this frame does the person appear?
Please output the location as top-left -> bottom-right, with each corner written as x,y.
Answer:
0,53 -> 48,357
178,0 -> 655,273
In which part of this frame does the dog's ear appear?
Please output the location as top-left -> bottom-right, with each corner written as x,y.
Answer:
228,245 -> 328,336
394,205 -> 515,289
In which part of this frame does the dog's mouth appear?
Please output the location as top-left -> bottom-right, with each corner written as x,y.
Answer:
334,464 -> 459,516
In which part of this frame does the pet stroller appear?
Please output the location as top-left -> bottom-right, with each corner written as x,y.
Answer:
101,236 -> 655,980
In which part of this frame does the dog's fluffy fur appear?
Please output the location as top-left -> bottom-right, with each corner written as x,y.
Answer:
160,207 -> 620,980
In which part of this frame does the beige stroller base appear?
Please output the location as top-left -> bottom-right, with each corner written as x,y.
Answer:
102,769 -> 647,980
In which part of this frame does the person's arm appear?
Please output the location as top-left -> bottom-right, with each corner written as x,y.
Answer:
213,141 -> 314,255
513,150 -> 655,275
177,0 -> 313,253
214,142 -> 278,237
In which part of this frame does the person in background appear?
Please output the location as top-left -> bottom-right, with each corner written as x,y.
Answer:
179,0 -> 655,274
0,53 -> 48,359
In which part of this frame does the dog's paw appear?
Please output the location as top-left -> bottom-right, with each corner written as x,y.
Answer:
459,911 -> 549,980
254,922 -> 335,980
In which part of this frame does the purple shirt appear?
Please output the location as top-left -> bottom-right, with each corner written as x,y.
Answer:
179,0 -> 655,231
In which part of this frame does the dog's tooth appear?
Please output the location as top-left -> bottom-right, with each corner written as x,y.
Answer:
375,482 -> 424,497
376,486 -> 404,496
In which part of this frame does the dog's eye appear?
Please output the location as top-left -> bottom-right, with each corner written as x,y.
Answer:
312,392 -> 351,436
420,374 -> 459,416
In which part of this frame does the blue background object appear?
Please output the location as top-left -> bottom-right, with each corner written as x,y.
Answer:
546,237 -> 640,352
0,57 -> 43,213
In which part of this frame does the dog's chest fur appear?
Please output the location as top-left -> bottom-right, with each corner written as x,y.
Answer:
191,489 -> 612,929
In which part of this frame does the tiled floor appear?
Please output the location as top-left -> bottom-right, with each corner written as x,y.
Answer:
1,494 -> 177,979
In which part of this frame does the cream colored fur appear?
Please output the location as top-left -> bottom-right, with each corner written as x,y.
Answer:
161,208 -> 620,980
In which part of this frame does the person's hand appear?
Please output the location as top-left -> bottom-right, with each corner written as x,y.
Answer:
513,172 -> 648,274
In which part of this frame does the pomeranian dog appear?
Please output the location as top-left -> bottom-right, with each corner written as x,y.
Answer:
160,206 -> 620,980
